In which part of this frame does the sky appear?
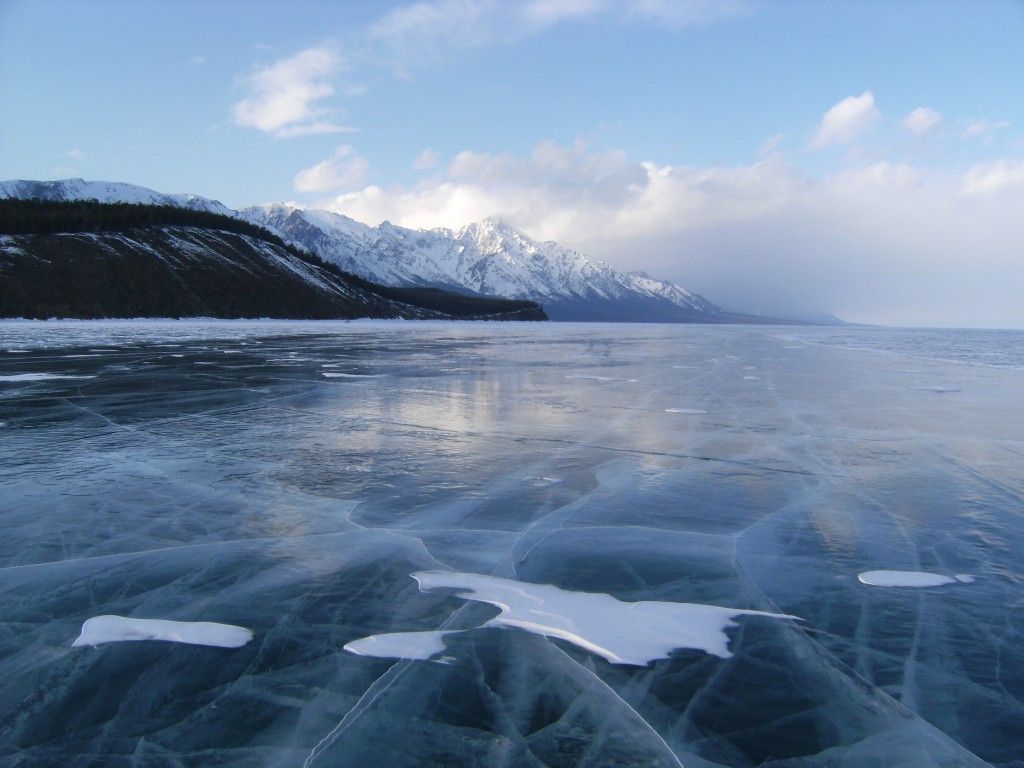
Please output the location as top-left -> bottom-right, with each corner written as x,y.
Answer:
2,0 -> 1023,327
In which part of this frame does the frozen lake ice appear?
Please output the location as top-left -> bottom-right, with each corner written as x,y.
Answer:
1,319 -> 1022,767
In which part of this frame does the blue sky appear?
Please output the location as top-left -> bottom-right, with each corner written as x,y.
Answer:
2,0 -> 1023,326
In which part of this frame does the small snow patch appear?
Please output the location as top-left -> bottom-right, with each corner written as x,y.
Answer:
72,615 -> 253,648
0,373 -> 96,382
344,630 -> 450,662
857,570 -> 960,588
665,408 -> 706,415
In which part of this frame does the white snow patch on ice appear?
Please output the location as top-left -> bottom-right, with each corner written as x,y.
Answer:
857,570 -> 960,588
343,630 -> 451,661
72,615 -> 253,648
322,372 -> 381,378
954,574 -> 976,583
403,571 -> 797,664
743,375 -> 760,381
665,408 -> 706,414
0,373 -> 96,382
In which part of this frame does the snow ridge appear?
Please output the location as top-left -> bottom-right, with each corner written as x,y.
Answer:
242,205 -> 720,315
0,178 -> 235,217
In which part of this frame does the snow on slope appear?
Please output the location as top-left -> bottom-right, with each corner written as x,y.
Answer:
2,178 -> 720,318
243,203 -> 720,315
0,178 -> 235,217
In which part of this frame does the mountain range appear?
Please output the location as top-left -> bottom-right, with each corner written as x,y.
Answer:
242,203 -> 730,322
0,194 -> 544,321
1,178 -> 770,323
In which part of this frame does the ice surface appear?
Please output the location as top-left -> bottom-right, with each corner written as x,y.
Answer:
665,407 -> 706,414
0,320 -> 1019,767
72,615 -> 253,648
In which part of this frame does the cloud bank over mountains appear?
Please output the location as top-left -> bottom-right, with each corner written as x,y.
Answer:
304,112 -> 1023,326
223,2 -> 1023,326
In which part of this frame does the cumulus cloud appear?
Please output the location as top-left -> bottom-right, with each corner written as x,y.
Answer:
233,47 -> 354,138
294,146 -> 369,193
321,139 -> 1024,327
963,118 -> 1012,140
902,106 -> 942,135
810,91 -> 880,150
962,159 -> 1024,196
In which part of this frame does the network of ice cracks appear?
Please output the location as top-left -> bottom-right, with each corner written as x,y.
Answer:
0,319 -> 1015,768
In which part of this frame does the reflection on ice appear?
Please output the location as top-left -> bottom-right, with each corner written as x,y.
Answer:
72,615 -> 253,648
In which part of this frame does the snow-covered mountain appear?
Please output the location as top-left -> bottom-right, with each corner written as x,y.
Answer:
242,204 -> 724,322
0,179 -> 235,217
2,178 -> 729,321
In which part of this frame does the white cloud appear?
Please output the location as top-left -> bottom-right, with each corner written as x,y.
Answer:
233,47 -> 354,138
190,55 -> 207,66
963,118 -> 1011,140
412,148 -> 440,171
962,159 -> 1024,196
810,91 -> 880,150
522,0 -> 605,26
626,0 -> 752,27
368,0 -> 751,67
902,106 -> 942,135
66,148 -> 83,159
294,146 -> 369,193
321,139 -> 1024,327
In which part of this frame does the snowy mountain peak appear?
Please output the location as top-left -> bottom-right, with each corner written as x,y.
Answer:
243,206 -> 723,320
